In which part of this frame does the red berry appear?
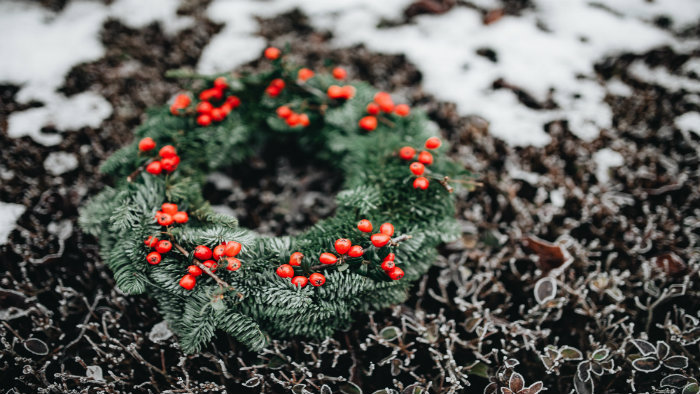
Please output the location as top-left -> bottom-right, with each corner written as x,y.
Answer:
155,240 -> 172,254
197,114 -> 212,127
291,276 -> 308,288
146,161 -> 162,175
179,274 -> 196,290
425,137 -> 441,149
286,113 -> 300,127
276,264 -> 294,278
144,236 -> 159,247
220,103 -> 232,115
146,251 -> 162,265
197,101 -> 213,114
399,146 -> 416,160
379,223 -> 394,236
394,104 -> 410,117
388,266 -> 404,280
366,102 -> 380,115
418,151 -> 433,165
410,162 -> 425,176
347,245 -> 364,258
289,252 -> 304,266
211,108 -> 225,122
298,68 -> 314,81
138,137 -> 156,152
202,259 -> 217,272
413,176 -> 429,190
341,85 -> 356,99
276,105 -> 292,118
309,273 -> 326,286
188,265 -> 202,277
156,213 -> 174,226
334,238 -> 352,255
381,260 -> 396,271
213,244 -> 226,260
264,47 -> 281,60
270,78 -> 285,89
161,156 -> 179,173
266,85 -> 281,97
193,245 -> 212,260
371,233 -> 391,248
223,257 -> 241,271
319,252 -> 337,265
359,116 -> 377,131
299,113 -> 310,127
327,85 -> 344,99
161,203 -> 178,215
383,253 -> 395,261
159,145 -> 176,158
170,94 -> 191,114
173,211 -> 188,223
332,67 -> 347,80
357,219 -> 373,233
199,88 -> 222,101
225,241 -> 242,257
213,77 -> 228,89
226,95 -> 241,108
374,92 -> 394,112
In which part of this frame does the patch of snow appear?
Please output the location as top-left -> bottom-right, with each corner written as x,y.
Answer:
550,188 -> 565,208
507,162 -> 541,185
675,112 -> 700,136
86,365 -> 104,382
593,148 -> 624,183
629,61 -> 700,92
148,321 -> 174,343
0,202 -> 26,245
606,78 -> 633,97
207,172 -> 235,190
110,0 -> 194,35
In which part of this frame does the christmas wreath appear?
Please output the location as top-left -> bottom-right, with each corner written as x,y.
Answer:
79,47 -> 474,353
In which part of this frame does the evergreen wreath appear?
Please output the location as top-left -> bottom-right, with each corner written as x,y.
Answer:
79,47 -> 475,353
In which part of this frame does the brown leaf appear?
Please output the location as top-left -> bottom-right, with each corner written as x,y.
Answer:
654,253 -> 687,277
484,9 -> 505,25
522,235 -> 566,271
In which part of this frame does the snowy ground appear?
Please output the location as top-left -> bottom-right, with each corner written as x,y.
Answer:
1,0 -> 699,239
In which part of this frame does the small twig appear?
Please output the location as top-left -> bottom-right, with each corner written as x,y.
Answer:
171,241 -> 244,299
63,291 -> 103,352
127,160 -> 150,183
378,116 -> 395,128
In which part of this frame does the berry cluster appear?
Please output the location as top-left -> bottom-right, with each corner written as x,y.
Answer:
179,241 -> 243,290
143,236 -> 172,265
195,77 -> 241,127
398,137 -> 442,190
154,202 -> 188,226
327,84 -> 356,100
357,219 -> 404,280
276,105 -> 310,128
275,252 -> 328,288
359,92 -> 411,131
138,140 -> 182,176
169,94 -> 191,115
265,78 -> 286,98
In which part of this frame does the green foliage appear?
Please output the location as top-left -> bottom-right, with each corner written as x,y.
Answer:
79,58 -> 474,353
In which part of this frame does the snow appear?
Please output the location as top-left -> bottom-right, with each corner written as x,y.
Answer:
44,152 -> 79,175
593,148 -> 624,183
0,202 -> 25,245
629,61 -> 700,92
675,112 -> 700,136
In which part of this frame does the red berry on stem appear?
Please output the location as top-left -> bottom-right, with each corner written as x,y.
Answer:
366,102 -> 380,115
334,238 -> 352,255
289,252 -> 304,266
327,85 -> 343,99
291,276 -> 308,288
156,213 -> 174,226
146,251 -> 162,265
159,145 -> 176,158
155,240 -> 172,254
410,162 -> 425,176
139,137 -> 156,152
299,113 -> 310,127
199,88 -> 222,101
211,108 -> 225,122
388,266 -> 404,280
298,68 -> 314,81
425,137 -> 441,149
202,260 -> 217,272
266,85 -> 281,97
264,47 -> 281,60
188,265 -> 202,277
144,236 -> 159,247
359,116 -> 377,131
381,260 -> 396,271
271,78 -> 285,89
197,101 -> 213,114
179,274 -> 196,290
418,151 -> 433,165
197,114 -> 212,127
379,223 -> 395,236
161,203 -> 178,215
341,85 -> 356,99
173,211 -> 188,224
213,244 -> 226,260
224,241 -> 242,257
347,245 -> 364,258
214,77 -> 228,89
383,253 -> 395,261
374,92 -> 394,113
224,257 -> 241,271
399,146 -> 416,160
146,161 -> 162,175
226,95 -> 241,108
413,177 -> 429,190
161,157 -> 179,173
276,264 -> 294,278
309,273 -> 326,286
193,245 -> 212,260
276,105 -> 292,118
394,104 -> 410,117
371,233 -> 391,248
286,113 -> 300,127
332,67 -> 347,80
357,219 -> 373,233
319,252 -> 338,265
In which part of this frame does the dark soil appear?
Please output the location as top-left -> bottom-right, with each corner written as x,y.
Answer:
1,2 -> 699,393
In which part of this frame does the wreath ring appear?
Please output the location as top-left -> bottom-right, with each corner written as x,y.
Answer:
80,48 -> 474,353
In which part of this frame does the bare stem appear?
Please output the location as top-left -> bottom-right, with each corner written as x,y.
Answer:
126,160 -> 151,183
